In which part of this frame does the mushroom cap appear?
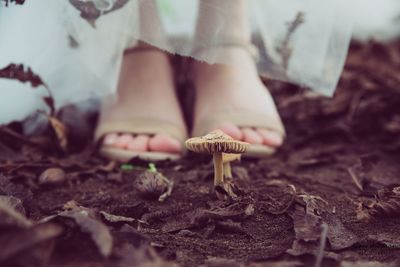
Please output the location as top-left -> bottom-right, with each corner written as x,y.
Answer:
185,130 -> 249,154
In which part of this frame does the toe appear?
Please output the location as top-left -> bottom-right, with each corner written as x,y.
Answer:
126,134 -> 149,151
103,133 -> 119,146
256,129 -> 283,147
114,134 -> 135,149
149,133 -> 182,153
242,128 -> 263,144
216,122 -> 243,140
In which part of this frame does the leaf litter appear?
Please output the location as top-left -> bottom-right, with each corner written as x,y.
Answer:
1,40 -> 400,266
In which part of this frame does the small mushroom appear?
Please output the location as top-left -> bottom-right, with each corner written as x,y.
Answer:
222,153 -> 241,178
185,130 -> 249,199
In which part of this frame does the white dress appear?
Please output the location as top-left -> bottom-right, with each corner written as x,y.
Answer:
0,0 -> 398,125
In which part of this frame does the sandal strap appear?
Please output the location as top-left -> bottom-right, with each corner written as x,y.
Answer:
95,118 -> 188,144
192,112 -> 285,138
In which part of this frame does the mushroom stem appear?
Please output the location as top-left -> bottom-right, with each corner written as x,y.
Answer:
213,152 -> 224,186
223,162 -> 232,178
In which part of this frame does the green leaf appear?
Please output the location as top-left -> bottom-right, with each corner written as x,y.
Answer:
120,164 -> 135,171
148,163 -> 157,173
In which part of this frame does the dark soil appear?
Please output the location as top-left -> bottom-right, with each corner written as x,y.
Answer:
1,40 -> 400,267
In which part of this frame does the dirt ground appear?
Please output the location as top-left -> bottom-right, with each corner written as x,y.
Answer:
1,40 -> 400,267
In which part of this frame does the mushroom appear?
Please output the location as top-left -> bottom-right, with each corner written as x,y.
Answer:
185,130 -> 249,199
222,153 -> 241,178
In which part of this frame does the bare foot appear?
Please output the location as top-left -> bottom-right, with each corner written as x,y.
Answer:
193,47 -> 284,147
99,47 -> 186,154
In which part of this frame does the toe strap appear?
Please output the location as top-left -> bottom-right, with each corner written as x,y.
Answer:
95,118 -> 188,144
192,113 -> 285,138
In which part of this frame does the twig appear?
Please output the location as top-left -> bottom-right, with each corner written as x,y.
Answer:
314,223 -> 328,267
346,90 -> 365,124
0,127 -> 46,149
347,167 -> 363,191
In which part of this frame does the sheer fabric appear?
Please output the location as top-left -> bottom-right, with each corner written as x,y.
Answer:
0,0 -> 354,124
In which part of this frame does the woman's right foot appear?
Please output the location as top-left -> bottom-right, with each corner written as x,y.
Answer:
192,47 -> 284,148
98,46 -> 186,154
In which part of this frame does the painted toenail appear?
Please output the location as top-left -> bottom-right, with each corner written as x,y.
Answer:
104,134 -> 118,145
263,131 -> 283,146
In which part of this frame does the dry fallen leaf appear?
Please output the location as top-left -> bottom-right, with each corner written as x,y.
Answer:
340,260 -> 398,267
100,210 -> 144,225
0,196 -> 32,229
0,63 -> 55,114
0,195 -> 25,216
0,223 -> 63,262
42,201 -> 113,257
48,116 -> 68,151
356,186 -> 400,222
113,244 -> 178,267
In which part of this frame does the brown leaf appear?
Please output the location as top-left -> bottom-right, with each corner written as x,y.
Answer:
0,196 -> 31,229
356,186 -> 400,222
42,202 -> 113,257
0,195 -> 25,215
340,260 -> 398,267
48,116 -> 68,151
290,204 -> 321,242
100,211 -> 141,225
246,260 -> 303,267
366,231 -> 400,250
43,97 -> 55,116
201,258 -> 242,267
0,175 -> 33,203
0,64 -> 55,114
113,244 -> 178,267
0,223 -> 63,261
63,210 -> 113,256
191,202 -> 255,227
161,220 -> 192,234
324,213 -> 359,250
0,64 -> 45,88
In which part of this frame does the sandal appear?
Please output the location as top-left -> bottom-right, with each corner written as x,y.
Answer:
95,45 -> 188,162
191,42 -> 285,158
95,117 -> 187,161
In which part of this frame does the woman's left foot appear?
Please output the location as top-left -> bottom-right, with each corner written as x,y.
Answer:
192,47 -> 284,148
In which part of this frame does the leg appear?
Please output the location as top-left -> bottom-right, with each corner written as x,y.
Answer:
98,0 -> 186,156
192,0 -> 284,148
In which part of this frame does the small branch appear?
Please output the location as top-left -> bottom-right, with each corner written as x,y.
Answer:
314,223 -> 328,267
347,167 -> 363,191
